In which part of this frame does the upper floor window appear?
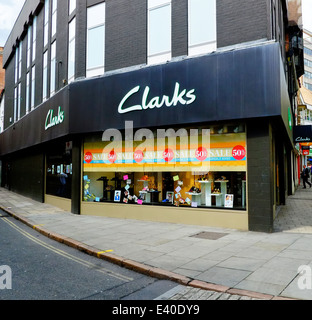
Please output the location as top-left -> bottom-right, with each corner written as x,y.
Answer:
17,83 -> 21,120
27,26 -> 32,69
305,71 -> 312,80
26,72 -> 30,113
148,0 -> 171,65
15,46 -> 19,84
18,41 -> 22,80
69,0 -> 76,15
68,18 -> 76,83
50,41 -> 56,95
32,16 -> 37,62
43,51 -> 48,101
86,2 -> 105,78
305,82 -> 312,91
31,66 -> 36,109
14,87 -> 18,122
188,0 -> 216,56
44,0 -> 49,47
304,47 -> 312,56
51,0 -> 57,38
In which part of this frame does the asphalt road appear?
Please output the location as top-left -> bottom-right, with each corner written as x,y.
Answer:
0,210 -> 179,301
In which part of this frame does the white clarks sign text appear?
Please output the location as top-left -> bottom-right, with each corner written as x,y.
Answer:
45,106 -> 65,130
118,82 -> 196,114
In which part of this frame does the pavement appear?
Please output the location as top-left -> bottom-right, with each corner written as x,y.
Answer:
1,185 -> 312,300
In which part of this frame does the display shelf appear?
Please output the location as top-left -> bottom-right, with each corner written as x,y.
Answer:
211,193 -> 222,206
214,180 -> 228,206
186,192 -> 202,195
197,180 -> 213,206
186,192 -> 202,206
147,190 -> 161,202
139,190 -> 150,203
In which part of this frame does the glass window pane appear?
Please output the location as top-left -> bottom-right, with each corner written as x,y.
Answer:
69,0 -> 76,15
68,18 -> 76,81
69,18 -> 76,40
149,5 -> 171,56
44,24 -> 48,46
52,0 -> 57,12
50,42 -> 56,94
26,72 -> 30,112
31,66 -> 35,108
87,3 -> 105,28
189,0 -> 216,46
52,12 -> 57,36
68,39 -> 75,79
43,52 -> 48,100
87,26 -> 105,69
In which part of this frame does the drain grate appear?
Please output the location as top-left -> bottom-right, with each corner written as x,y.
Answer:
190,231 -> 228,240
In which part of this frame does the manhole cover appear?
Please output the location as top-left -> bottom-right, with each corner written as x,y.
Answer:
190,231 -> 228,240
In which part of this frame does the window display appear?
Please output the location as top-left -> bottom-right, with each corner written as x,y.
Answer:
82,170 -> 246,209
82,124 -> 247,209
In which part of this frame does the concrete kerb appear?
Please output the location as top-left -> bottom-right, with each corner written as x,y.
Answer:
0,204 -> 297,300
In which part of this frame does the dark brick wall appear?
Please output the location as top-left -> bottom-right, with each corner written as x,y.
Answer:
217,0 -> 269,48
247,119 -> 274,232
105,0 -> 147,71
172,0 -> 188,58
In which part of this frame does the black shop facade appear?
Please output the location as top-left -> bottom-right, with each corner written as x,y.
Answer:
0,42 -> 294,232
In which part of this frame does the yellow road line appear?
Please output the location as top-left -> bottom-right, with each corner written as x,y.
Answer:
97,250 -> 114,257
33,224 -> 44,228
2,217 -> 133,282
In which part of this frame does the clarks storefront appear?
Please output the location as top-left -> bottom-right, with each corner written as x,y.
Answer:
0,42 -> 294,232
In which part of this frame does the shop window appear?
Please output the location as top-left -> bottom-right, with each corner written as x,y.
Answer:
82,125 -> 247,210
82,171 -> 246,209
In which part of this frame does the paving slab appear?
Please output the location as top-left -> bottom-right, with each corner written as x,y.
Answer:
196,266 -> 251,287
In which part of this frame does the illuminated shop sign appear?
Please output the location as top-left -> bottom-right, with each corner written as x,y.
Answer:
45,106 -> 65,130
118,82 -> 196,114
